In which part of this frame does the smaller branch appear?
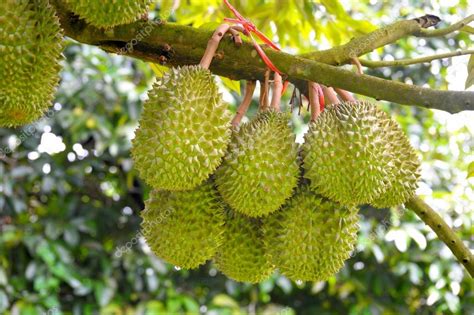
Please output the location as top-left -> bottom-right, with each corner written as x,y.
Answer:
301,15 -> 441,65
360,50 -> 474,67
270,73 -> 283,112
405,196 -> 474,277
418,14 -> 474,37
232,81 -> 256,126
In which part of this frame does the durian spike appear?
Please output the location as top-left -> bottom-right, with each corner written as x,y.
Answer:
322,86 -> 340,105
199,23 -> 243,69
308,82 -> 322,122
270,72 -> 283,112
334,88 -> 356,102
259,69 -> 271,111
232,81 -> 257,126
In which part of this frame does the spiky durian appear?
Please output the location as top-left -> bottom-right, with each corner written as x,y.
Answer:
64,0 -> 151,28
0,0 -> 63,127
302,101 -> 419,206
132,66 -> 232,191
214,211 -> 274,283
141,182 -> 225,269
215,111 -> 299,217
264,186 -> 359,282
371,119 -> 420,208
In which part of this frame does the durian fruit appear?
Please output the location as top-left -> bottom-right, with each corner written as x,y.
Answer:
264,186 -> 359,282
0,0 -> 63,127
371,119 -> 420,208
64,0 -> 151,28
141,181 -> 225,269
214,211 -> 274,283
302,101 -> 419,206
132,66 -> 232,191
215,111 -> 299,217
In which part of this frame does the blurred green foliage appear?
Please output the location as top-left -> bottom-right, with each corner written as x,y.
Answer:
0,0 -> 473,314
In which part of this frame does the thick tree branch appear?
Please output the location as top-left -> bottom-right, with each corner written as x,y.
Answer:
405,196 -> 474,277
360,50 -> 474,67
52,2 -> 474,113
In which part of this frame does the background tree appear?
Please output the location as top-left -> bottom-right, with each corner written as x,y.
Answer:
0,0 -> 473,314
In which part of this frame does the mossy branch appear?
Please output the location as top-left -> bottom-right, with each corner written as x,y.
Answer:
51,2 -> 474,113
406,196 -> 474,277
302,14 -> 473,64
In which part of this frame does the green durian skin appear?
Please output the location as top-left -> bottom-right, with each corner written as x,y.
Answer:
0,0 -> 63,127
264,186 -> 359,282
141,182 -> 225,269
215,111 -> 299,217
214,211 -> 274,283
302,101 -> 419,206
370,118 -> 420,208
65,0 -> 151,28
132,65 -> 232,191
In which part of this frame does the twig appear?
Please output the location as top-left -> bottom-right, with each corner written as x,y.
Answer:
232,81 -> 256,126
405,196 -> 474,277
360,50 -> 474,67
418,14 -> 474,37
270,72 -> 283,111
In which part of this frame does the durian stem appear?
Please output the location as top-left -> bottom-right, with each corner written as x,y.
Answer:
334,88 -> 356,102
228,27 -> 244,46
308,82 -> 321,121
259,70 -> 271,111
406,196 -> 474,278
232,81 -> 256,126
360,50 -> 474,68
322,86 -> 340,105
199,24 -> 232,70
351,57 -> 364,75
270,73 -> 283,112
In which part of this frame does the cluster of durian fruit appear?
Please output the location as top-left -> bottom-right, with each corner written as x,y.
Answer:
2,0 -> 420,284
1,0 -> 151,127
132,64 -> 421,283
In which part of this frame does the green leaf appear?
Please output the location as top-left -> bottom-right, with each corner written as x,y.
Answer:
466,55 -> 474,89
220,77 -> 241,95
467,161 -> 474,178
211,294 -> 239,309
149,63 -> 169,78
